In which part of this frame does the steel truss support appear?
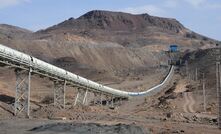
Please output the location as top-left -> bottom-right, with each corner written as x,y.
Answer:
114,97 -> 121,106
119,97 -> 122,105
100,93 -> 103,106
106,96 -> 111,106
105,95 -> 114,107
74,89 -> 88,106
92,92 -> 103,105
92,93 -> 98,105
54,80 -> 66,109
111,96 -> 114,107
14,68 -> 32,117
83,90 -> 88,104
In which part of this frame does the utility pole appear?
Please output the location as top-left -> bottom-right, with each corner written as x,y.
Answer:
203,73 -> 206,112
219,65 -> 221,129
185,60 -> 188,77
195,67 -> 198,81
216,62 -> 220,98
185,61 -> 193,82
217,62 -> 221,129
216,43 -> 221,129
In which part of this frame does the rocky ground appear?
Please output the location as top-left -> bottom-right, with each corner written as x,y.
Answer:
0,10 -> 221,134
0,48 -> 221,133
0,70 -> 220,134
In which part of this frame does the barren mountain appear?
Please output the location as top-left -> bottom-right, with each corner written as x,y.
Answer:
42,10 -> 184,33
36,10 -> 219,49
0,10 -> 220,83
0,24 -> 31,36
0,10 -> 221,133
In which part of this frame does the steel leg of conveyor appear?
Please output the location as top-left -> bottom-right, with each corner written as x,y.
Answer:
106,96 -> 109,106
100,93 -> 103,106
74,89 -> 87,106
83,90 -> 88,105
14,68 -> 32,118
74,91 -> 79,106
111,96 -> 114,107
93,93 -> 97,105
54,80 -> 66,109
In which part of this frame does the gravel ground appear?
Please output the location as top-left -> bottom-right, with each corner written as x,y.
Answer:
0,119 -> 148,134
30,122 -> 146,134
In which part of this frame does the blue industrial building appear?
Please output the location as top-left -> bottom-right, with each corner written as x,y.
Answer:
169,45 -> 178,52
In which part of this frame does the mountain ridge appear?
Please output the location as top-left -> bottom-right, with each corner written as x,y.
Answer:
33,10 -> 219,49
40,10 -> 185,34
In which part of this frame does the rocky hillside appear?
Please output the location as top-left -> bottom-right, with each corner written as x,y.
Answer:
42,10 -> 184,33
0,10 -> 220,82
0,24 -> 31,36
36,10 -> 219,49
181,47 -> 220,92
0,24 -> 32,45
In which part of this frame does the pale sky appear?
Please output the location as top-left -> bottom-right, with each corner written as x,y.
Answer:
0,0 -> 220,40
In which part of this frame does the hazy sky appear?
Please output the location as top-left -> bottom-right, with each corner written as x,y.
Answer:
0,0 -> 220,40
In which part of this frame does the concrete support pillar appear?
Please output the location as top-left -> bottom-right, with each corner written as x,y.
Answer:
54,80 -> 66,109
14,68 -> 32,117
